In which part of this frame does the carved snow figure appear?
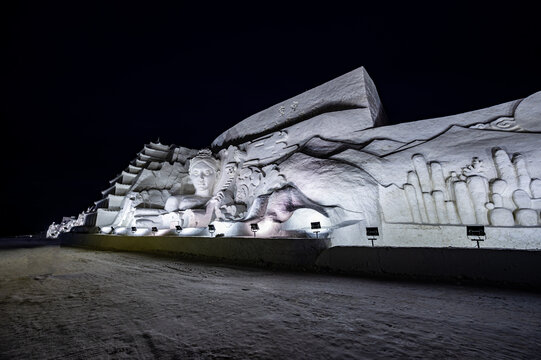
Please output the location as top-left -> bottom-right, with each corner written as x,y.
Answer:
163,149 -> 223,228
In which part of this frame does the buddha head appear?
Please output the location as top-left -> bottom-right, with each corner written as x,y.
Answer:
189,149 -> 220,197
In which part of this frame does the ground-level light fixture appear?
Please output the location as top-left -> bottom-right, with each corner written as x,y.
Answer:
175,225 -> 182,233
251,223 -> 259,237
131,226 -> 137,233
366,227 -> 379,247
467,225 -> 485,248
151,227 -> 158,235
311,222 -> 321,238
208,224 -> 216,237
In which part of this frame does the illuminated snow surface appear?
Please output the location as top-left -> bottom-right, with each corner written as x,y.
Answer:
1,243 -> 540,359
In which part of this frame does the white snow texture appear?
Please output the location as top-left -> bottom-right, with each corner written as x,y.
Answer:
50,67 -> 541,249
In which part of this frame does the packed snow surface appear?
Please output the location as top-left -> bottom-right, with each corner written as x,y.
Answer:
1,244 -> 540,359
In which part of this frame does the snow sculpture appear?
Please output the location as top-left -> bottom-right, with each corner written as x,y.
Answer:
49,67 -> 541,247
397,149 -> 541,227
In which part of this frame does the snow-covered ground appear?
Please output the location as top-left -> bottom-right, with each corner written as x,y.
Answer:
1,244 -> 540,359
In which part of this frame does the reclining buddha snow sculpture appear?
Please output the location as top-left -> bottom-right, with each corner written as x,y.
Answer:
129,148 -> 234,229
161,149 -> 225,228
136,146 -> 360,235
49,66 -> 541,248
166,149 -> 220,210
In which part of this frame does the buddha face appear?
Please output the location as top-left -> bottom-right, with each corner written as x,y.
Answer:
190,162 -> 217,197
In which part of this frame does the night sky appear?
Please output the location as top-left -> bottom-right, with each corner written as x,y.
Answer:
3,2 -> 540,236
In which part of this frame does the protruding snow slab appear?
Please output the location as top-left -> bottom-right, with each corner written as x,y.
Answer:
96,209 -> 119,227
302,136 -> 350,157
242,109 -> 373,166
514,91 -> 541,132
107,194 -> 124,209
347,99 -> 519,146
212,67 -> 386,148
361,139 -> 406,156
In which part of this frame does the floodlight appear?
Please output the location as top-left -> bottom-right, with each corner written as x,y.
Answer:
467,225 -> 485,248
208,224 -> 215,236
131,226 -> 137,232
251,223 -> 259,237
175,225 -> 182,233
151,227 -> 158,235
366,227 -> 379,247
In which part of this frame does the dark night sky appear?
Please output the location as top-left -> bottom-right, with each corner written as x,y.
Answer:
2,2 -> 540,236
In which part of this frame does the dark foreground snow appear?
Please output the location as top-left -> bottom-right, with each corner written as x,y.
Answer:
1,245 -> 540,359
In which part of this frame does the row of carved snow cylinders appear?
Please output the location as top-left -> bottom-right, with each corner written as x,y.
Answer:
487,149 -> 540,226
404,154 -> 457,224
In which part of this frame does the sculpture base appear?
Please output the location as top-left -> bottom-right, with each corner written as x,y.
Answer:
60,232 -> 541,289
373,223 -> 541,250
317,246 -> 541,289
59,233 -> 330,269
